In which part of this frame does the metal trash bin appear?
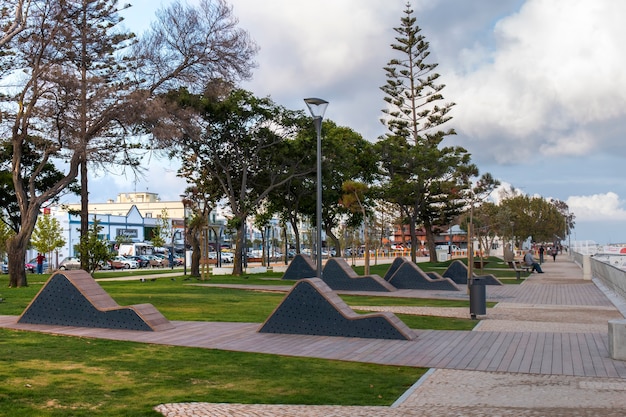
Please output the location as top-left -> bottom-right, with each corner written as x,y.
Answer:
469,278 -> 486,319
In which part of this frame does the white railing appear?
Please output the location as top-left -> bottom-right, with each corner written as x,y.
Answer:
574,251 -> 626,301
590,257 -> 626,301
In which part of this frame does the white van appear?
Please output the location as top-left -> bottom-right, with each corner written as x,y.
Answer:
118,242 -> 154,257
436,244 -> 461,252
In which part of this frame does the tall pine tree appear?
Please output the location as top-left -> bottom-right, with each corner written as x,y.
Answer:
376,3 -> 477,262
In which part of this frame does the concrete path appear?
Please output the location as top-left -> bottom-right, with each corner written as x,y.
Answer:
3,256 -> 626,416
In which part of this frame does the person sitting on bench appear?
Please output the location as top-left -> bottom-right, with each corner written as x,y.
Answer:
523,249 -> 544,273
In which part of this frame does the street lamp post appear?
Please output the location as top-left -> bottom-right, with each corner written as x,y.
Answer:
304,97 -> 328,278
180,195 -> 188,276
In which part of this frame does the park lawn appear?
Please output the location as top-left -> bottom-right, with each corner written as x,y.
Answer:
102,281 -> 287,322
0,271 -> 483,328
0,328 -> 426,416
99,281 -> 481,330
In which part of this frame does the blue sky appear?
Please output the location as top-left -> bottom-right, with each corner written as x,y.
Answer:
81,0 -> 626,245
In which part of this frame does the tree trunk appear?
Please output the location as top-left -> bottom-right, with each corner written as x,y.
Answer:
7,233 -> 29,287
80,159 -> 89,270
187,224 -> 200,277
282,225 -> 289,265
290,217 -> 301,254
7,199 -> 41,287
232,221 -> 245,276
425,226 -> 438,263
325,227 -> 341,258
409,219 -> 418,263
261,230 -> 267,267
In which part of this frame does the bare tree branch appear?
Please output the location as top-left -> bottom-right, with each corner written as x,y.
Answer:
0,0 -> 32,48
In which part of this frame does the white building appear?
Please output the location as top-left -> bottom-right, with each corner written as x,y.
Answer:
63,191 -> 186,220
47,204 -> 166,262
52,192 -> 229,260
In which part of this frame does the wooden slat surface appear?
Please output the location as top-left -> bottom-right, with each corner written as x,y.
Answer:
1,316 -> 625,378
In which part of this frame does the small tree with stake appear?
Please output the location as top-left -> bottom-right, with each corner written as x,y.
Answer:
30,212 -> 66,272
74,217 -> 110,275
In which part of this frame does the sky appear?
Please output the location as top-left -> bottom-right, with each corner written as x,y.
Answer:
77,0 -> 626,245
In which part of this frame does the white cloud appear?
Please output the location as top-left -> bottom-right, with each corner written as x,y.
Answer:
567,192 -> 626,222
84,155 -> 186,204
538,130 -> 594,157
489,184 -> 626,225
450,0 -> 626,160
233,0 -> 396,95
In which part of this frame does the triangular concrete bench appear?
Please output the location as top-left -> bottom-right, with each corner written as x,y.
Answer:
383,257 -> 407,281
281,253 -> 317,280
321,257 -> 396,292
259,278 -> 416,340
442,260 -> 503,286
18,270 -> 173,331
385,258 -> 460,291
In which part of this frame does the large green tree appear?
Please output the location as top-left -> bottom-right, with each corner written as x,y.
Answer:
298,121 -> 378,257
168,88 -> 309,275
376,3 -> 478,263
179,182 -> 222,278
339,180 -> 373,273
499,195 -> 570,246
265,121 -> 378,261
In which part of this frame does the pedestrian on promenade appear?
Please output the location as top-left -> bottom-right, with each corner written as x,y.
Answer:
36,253 -> 45,274
551,246 -> 558,262
539,245 -> 545,263
524,249 -> 544,273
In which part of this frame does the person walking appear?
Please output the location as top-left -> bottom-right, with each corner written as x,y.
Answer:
539,245 -> 545,264
551,246 -> 558,262
523,249 -> 544,273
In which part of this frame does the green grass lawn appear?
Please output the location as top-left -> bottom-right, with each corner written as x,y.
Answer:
0,260 -> 503,415
0,329 -> 425,416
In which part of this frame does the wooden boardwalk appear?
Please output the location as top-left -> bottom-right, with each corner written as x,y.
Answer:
1,257 -> 625,379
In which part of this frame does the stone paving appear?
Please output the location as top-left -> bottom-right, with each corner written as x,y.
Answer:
154,257 -> 626,416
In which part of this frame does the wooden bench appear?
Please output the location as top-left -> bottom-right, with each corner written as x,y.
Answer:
508,261 -> 531,280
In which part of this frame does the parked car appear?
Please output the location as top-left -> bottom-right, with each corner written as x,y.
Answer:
59,256 -> 81,270
112,255 -> 138,269
209,252 -> 233,263
220,252 -> 234,263
126,255 -> 149,268
1,262 -> 7,274
145,254 -> 166,267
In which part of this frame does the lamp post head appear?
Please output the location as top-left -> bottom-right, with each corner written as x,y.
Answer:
304,97 -> 328,119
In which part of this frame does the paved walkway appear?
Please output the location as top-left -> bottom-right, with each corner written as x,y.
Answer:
2,257 -> 626,416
